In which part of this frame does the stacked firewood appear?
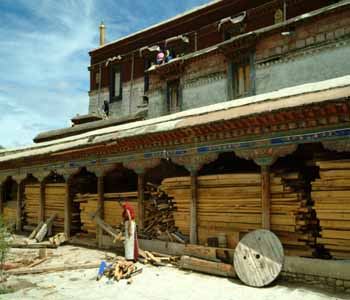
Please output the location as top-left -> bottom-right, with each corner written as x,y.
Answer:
141,184 -> 187,243
97,258 -> 142,283
312,159 -> 350,259
138,248 -> 179,266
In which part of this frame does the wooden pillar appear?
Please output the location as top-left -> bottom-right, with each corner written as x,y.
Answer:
261,165 -> 271,230
64,176 -> 71,239
137,173 -> 145,230
16,181 -> 23,232
0,183 -> 3,216
190,170 -> 198,244
97,174 -> 104,247
39,179 -> 45,222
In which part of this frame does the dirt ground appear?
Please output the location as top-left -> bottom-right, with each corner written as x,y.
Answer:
0,239 -> 349,300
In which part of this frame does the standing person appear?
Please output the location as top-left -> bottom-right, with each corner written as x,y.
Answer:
122,202 -> 138,261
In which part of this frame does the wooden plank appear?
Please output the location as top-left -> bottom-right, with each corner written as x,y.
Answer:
234,229 -> 284,287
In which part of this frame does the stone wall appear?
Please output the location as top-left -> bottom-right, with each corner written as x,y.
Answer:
281,256 -> 350,294
88,78 -> 144,119
255,8 -> 350,94
182,54 -> 228,110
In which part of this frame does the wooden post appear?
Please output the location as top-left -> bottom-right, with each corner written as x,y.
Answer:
261,165 -> 271,230
64,176 -> 71,239
0,183 -> 3,216
190,170 -> 198,244
97,174 -> 104,247
137,173 -> 145,230
16,181 -> 23,232
39,179 -> 46,223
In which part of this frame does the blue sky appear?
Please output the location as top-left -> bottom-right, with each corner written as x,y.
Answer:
0,0 -> 208,148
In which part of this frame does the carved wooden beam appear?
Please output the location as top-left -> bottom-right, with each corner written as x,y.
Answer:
235,145 -> 298,166
171,153 -> 219,173
123,158 -> 161,175
322,140 -> 350,153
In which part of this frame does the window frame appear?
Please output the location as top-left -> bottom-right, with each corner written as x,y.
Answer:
228,52 -> 255,100
109,64 -> 123,103
167,79 -> 181,114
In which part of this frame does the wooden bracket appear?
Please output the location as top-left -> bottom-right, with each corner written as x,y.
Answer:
235,144 -> 298,166
123,158 -> 161,174
322,140 -> 350,153
86,164 -> 118,177
172,153 -> 219,173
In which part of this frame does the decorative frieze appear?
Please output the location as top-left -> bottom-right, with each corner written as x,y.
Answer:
183,72 -> 226,89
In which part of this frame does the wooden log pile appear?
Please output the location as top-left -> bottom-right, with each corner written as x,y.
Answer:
312,159 -> 350,259
271,172 -> 317,257
23,184 -> 40,227
141,185 -> 186,243
74,192 -> 138,235
97,259 -> 142,283
162,173 -> 317,256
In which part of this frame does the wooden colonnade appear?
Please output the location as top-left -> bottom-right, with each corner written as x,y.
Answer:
0,140 -> 347,246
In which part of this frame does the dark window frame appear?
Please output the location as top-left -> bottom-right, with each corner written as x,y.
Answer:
144,59 -> 150,93
228,52 -> 255,100
167,79 -> 181,114
109,64 -> 123,103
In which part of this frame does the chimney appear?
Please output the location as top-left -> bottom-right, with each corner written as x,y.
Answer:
99,21 -> 106,46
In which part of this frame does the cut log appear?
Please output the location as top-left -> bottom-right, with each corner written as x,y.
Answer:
179,255 -> 236,278
5,263 -> 100,276
184,244 -> 219,262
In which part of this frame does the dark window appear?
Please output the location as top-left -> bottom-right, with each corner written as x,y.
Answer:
229,54 -> 254,100
110,64 -> 122,102
144,59 -> 150,93
234,62 -> 251,98
167,80 -> 180,114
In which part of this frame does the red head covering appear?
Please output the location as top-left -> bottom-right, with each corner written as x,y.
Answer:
122,202 -> 135,220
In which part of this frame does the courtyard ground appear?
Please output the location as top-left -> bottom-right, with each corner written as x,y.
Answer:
0,243 -> 348,300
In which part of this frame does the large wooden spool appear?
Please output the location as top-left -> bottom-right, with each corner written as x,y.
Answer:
234,229 -> 284,287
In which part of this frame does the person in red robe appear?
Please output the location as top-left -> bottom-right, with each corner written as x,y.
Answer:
122,202 -> 138,261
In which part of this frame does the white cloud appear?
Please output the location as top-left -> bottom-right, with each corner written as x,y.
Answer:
0,0 -> 207,148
